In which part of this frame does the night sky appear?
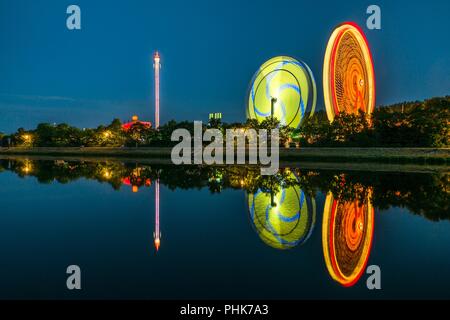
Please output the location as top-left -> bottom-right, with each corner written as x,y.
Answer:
0,0 -> 449,133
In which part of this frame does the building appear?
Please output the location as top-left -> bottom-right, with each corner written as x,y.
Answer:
209,112 -> 222,121
122,115 -> 152,131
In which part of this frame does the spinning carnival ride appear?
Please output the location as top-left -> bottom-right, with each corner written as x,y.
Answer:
247,56 -> 317,128
323,22 -> 376,122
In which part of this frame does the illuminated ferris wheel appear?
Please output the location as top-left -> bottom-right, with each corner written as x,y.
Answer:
323,22 -> 376,122
247,56 -> 317,128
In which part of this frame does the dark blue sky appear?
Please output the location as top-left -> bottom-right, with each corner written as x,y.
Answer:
0,0 -> 449,133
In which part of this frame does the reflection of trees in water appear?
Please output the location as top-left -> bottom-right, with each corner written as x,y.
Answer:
372,172 -> 449,221
301,169 -> 449,221
1,159 -> 131,190
0,159 -> 448,221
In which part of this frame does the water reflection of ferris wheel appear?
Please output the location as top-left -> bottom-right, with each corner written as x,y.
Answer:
247,171 -> 316,250
322,191 -> 375,287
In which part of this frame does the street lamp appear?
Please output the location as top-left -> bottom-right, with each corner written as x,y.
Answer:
271,97 -> 277,119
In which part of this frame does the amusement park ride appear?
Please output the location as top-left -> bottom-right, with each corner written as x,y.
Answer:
246,21 -> 376,286
247,22 -> 375,127
123,51 -> 163,253
125,21 -> 376,256
122,51 -> 161,131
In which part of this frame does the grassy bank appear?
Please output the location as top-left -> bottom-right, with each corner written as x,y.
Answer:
1,147 -> 449,165
280,147 -> 450,165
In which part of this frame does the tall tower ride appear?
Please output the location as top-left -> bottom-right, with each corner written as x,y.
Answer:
153,51 -> 161,129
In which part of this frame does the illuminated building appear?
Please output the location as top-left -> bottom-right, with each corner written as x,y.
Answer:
247,56 -> 317,128
322,191 -> 374,287
208,113 -> 222,121
153,51 -> 161,129
121,115 -> 151,131
247,172 -> 316,250
323,22 -> 376,122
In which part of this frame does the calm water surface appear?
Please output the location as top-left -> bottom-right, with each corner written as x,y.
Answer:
0,158 -> 449,299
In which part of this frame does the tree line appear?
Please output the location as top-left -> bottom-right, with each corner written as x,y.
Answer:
299,96 -> 449,147
1,96 -> 448,148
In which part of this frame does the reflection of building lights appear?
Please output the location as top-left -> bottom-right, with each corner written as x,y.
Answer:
103,131 -> 111,138
132,185 -> 139,193
22,161 -> 32,174
133,167 -> 141,176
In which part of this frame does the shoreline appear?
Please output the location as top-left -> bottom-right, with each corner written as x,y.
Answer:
1,147 -> 448,173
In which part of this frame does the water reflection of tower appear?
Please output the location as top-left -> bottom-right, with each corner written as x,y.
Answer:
153,179 -> 161,251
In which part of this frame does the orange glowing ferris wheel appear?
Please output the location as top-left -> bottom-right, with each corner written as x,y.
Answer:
323,22 -> 376,122
322,191 -> 374,287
